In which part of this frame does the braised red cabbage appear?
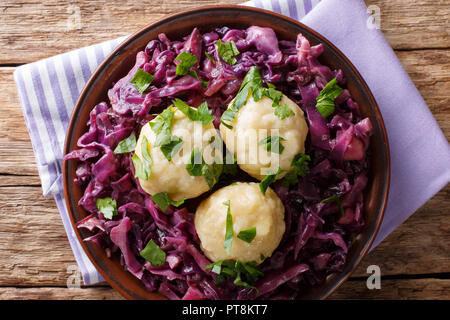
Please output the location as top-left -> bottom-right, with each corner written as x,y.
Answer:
64,26 -> 372,300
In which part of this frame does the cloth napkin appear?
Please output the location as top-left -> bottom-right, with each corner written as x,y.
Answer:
14,0 -> 450,285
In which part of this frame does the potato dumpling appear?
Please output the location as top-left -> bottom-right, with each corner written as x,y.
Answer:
194,182 -> 285,263
219,94 -> 309,180
135,109 -> 220,201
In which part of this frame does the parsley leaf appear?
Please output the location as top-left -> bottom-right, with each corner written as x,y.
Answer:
186,147 -> 219,188
274,104 -> 295,120
132,135 -> 152,180
140,239 -> 166,266
174,51 -> 198,76
259,168 -> 284,195
220,109 -> 237,129
151,192 -> 185,212
149,107 -> 183,161
321,194 -> 345,217
186,147 -> 204,176
237,227 -> 256,243
132,153 -> 145,180
150,107 -> 175,146
172,99 -> 214,124
205,51 -> 215,64
217,39 -> 240,65
264,86 -> 283,107
223,200 -> 233,254
114,133 -> 136,154
95,197 -> 118,220
205,259 -> 263,290
160,136 -> 183,162
130,69 -> 154,94
316,78 -> 344,118
141,135 -> 153,170
259,136 -> 286,154
202,164 -> 216,189
220,67 -> 294,127
281,152 -> 311,187
220,66 -> 263,128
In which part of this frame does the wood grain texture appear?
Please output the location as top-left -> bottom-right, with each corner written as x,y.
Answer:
1,278 -> 449,299
0,0 -> 449,300
365,0 -> 450,50
330,278 -> 450,300
0,287 -> 124,300
0,68 -> 38,176
0,0 -> 449,64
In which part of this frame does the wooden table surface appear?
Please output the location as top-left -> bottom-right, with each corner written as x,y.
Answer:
0,0 -> 449,300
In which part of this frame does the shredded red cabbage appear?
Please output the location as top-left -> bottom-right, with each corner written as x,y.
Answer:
64,26 -> 373,300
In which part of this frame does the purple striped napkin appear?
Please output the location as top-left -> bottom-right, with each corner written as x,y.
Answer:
14,0 -> 450,286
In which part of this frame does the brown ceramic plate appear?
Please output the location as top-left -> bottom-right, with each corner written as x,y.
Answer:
63,5 -> 390,300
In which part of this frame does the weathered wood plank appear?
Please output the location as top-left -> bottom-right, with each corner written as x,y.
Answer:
330,278 -> 450,300
395,50 -> 450,137
0,0 -> 448,64
365,0 -> 450,50
0,278 -> 449,299
0,184 -> 448,286
351,184 -> 450,278
0,286 -> 124,300
0,68 -> 38,176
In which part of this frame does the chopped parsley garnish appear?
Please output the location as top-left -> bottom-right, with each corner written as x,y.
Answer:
159,135 -> 183,161
130,69 -> 154,94
220,67 -> 294,128
274,103 -> 295,119
220,66 -> 263,128
316,78 -> 344,118
132,136 -> 152,180
220,109 -> 237,129
217,39 -> 240,65
237,227 -> 256,243
259,168 -> 284,195
321,194 -> 345,217
264,83 -> 283,105
149,107 -> 183,161
172,99 -> 214,124
150,107 -> 175,146
95,197 -> 118,220
205,259 -> 264,289
151,192 -> 185,212
114,133 -> 136,154
140,239 -> 166,266
186,147 -> 220,188
205,51 -> 215,64
265,83 -> 295,119
281,152 -> 311,187
174,51 -> 198,76
259,136 -> 286,154
187,69 -> 199,79
223,200 -> 234,254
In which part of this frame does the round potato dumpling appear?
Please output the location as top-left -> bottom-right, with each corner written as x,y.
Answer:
135,109 -> 220,201
219,94 -> 309,180
194,182 -> 285,263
